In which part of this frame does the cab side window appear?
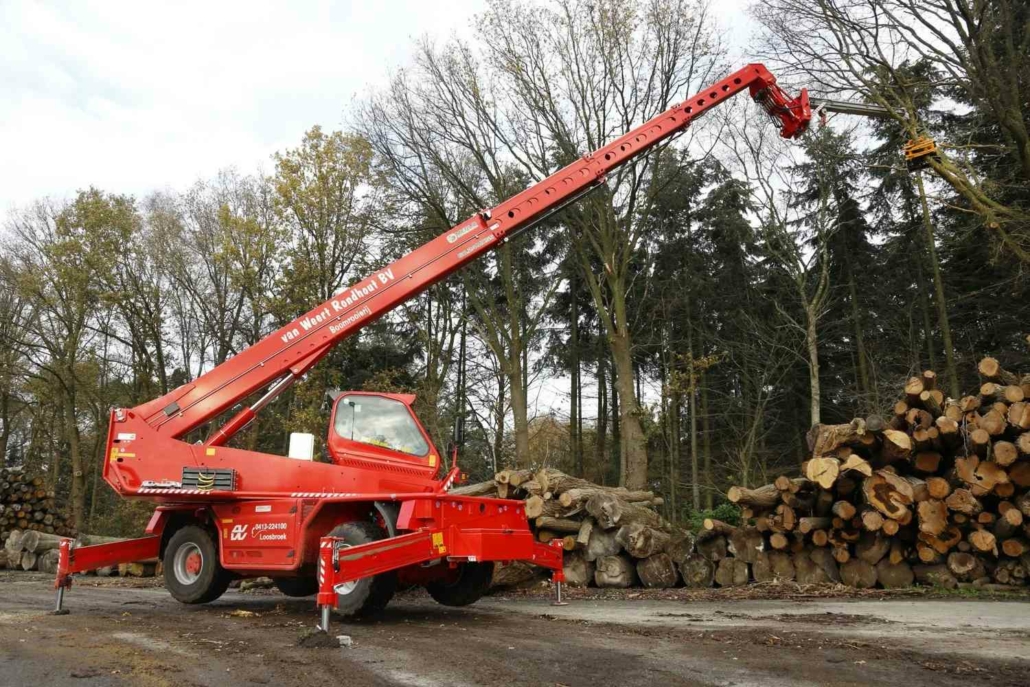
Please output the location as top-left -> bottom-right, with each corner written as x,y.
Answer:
334,395 -> 429,457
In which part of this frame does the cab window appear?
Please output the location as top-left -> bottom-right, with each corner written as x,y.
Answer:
334,395 -> 429,457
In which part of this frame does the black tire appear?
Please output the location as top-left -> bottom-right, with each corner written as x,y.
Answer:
328,521 -> 397,617
163,525 -> 232,604
273,576 -> 318,597
426,561 -> 495,607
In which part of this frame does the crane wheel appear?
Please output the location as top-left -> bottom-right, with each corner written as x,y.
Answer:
272,576 -> 318,597
426,561 -> 494,607
163,525 -> 232,604
328,521 -> 397,617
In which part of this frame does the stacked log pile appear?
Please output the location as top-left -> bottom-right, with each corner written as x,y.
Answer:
0,466 -> 76,541
715,360 -> 1030,590
453,467 -> 695,588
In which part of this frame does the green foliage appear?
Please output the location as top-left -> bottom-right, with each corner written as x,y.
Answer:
684,503 -> 741,532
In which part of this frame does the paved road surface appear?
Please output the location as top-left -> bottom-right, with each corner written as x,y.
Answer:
0,574 -> 1027,686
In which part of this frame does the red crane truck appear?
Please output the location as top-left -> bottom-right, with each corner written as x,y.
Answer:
53,64 -> 811,632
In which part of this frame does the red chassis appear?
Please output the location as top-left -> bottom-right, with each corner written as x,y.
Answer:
51,64 -> 809,625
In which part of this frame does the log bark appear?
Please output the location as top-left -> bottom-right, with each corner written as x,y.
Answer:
449,480 -> 497,497
584,527 -> 620,562
492,561 -> 544,589
562,550 -> 595,587
875,559 -> 914,588
881,429 -> 913,463
558,487 -> 655,509
18,551 -> 37,570
714,557 -> 749,587
663,530 -> 696,567
695,535 -> 727,562
616,523 -> 670,559
728,528 -> 765,564
913,564 -> 957,589
767,550 -> 796,581
840,559 -> 877,588
727,482 -> 786,509
809,548 -> 841,583
979,357 -> 1020,385
535,517 -> 583,534
793,550 -> 830,584
855,532 -> 891,565
947,552 -> 986,582
585,493 -> 666,531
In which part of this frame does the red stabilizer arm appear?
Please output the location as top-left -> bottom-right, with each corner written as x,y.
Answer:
54,536 -> 161,589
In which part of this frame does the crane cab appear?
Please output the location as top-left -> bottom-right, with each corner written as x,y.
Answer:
326,392 -> 442,482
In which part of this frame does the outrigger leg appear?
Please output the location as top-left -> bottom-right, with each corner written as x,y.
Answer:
51,538 -> 72,615
551,568 -> 568,607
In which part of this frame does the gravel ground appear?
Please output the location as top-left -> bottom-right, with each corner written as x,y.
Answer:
1,571 -> 1028,686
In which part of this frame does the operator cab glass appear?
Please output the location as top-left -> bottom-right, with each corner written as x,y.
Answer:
333,394 -> 429,457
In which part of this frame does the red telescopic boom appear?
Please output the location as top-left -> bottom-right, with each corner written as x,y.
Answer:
132,64 -> 810,447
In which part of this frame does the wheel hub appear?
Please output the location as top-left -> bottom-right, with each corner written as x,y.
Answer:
173,543 -> 203,585
185,552 -> 202,575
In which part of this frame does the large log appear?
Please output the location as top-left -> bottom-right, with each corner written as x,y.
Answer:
695,535 -> 727,562
594,555 -> 637,588
881,429 -> 913,463
766,550 -> 796,582
3,530 -> 23,554
558,487 -> 655,509
793,550 -> 830,584
585,493 -> 666,531
855,532 -> 891,565
714,557 -> 749,587
679,553 -> 715,588
492,561 -> 543,589
19,531 -> 64,553
20,551 -> 37,571
947,552 -> 986,582
449,480 -> 498,497
913,564 -> 957,589
727,528 -> 765,564
636,553 -> 679,588
840,559 -> 877,588
809,548 -> 841,583
535,517 -> 583,534
726,483 -> 782,509
576,518 -> 595,548
616,523 -> 670,559
584,527 -> 620,562
663,530 -> 697,567
979,357 -> 1020,385
875,559 -> 914,588
562,550 -> 595,587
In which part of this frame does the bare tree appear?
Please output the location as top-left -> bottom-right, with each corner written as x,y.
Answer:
753,0 -> 1030,261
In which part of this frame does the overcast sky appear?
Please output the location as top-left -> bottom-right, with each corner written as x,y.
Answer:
0,0 -> 753,225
